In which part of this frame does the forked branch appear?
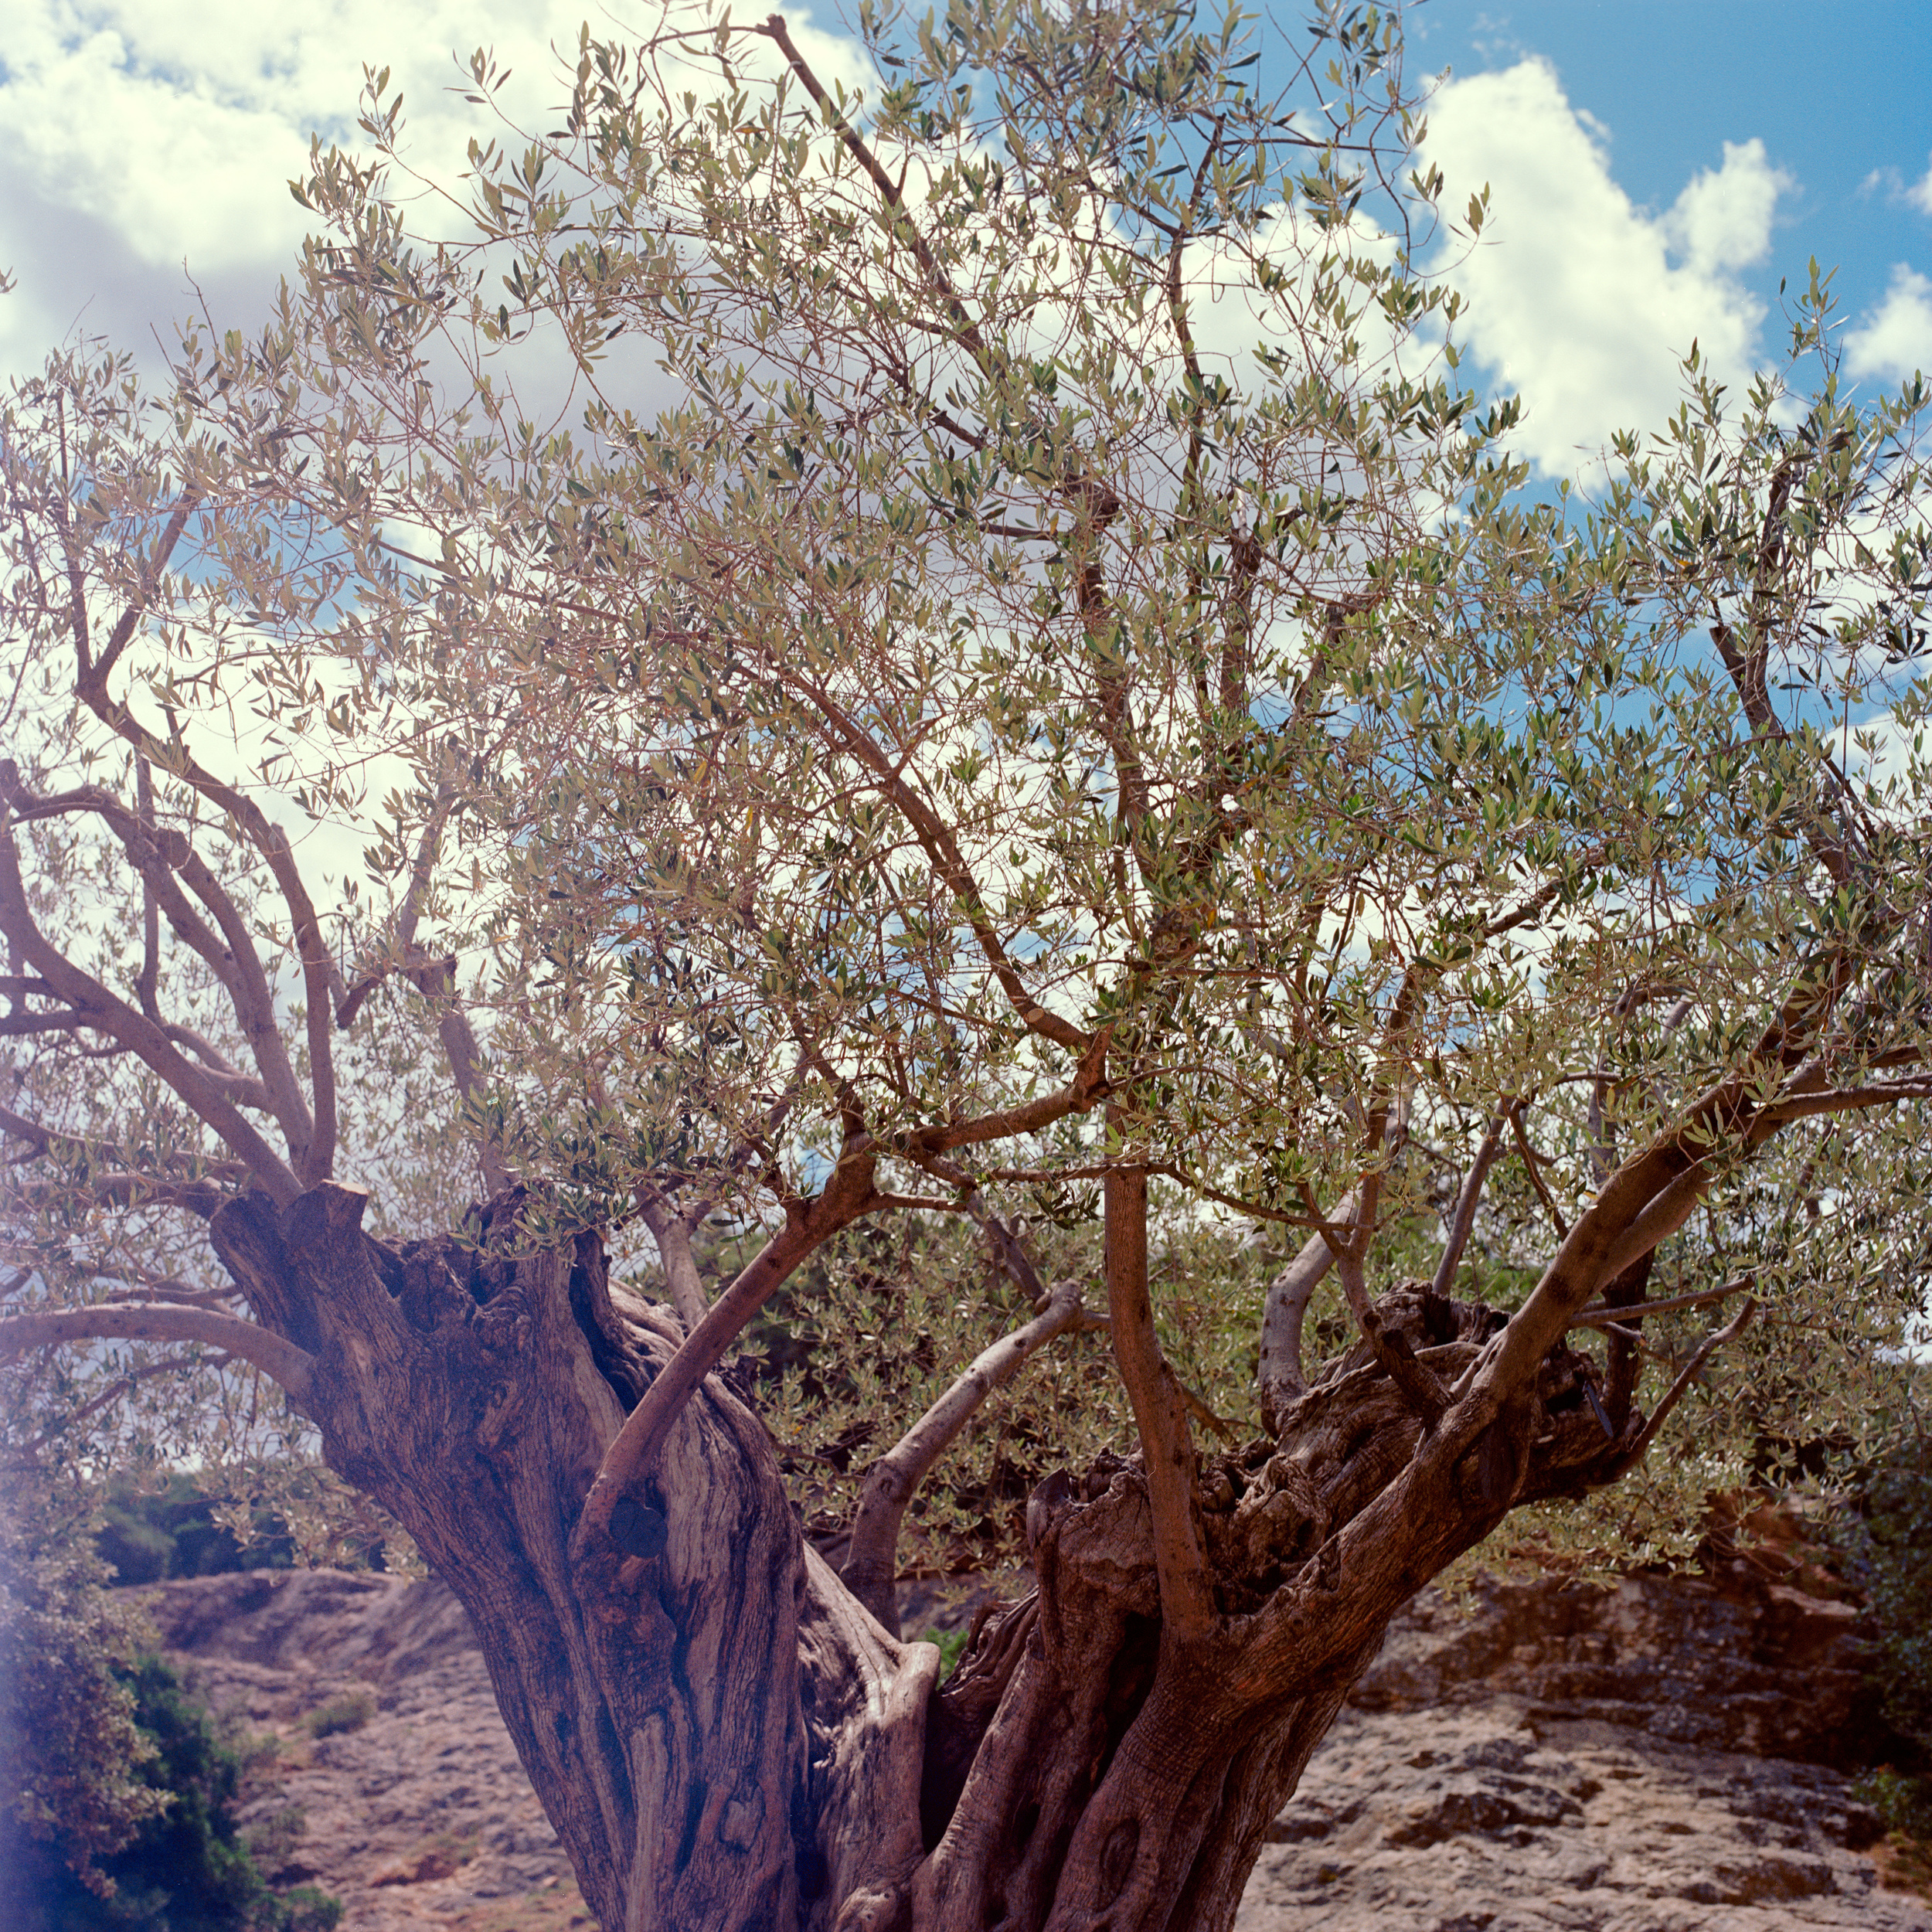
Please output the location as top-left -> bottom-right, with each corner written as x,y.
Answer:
841,1278 -> 1089,1634
784,668 -> 1090,1055
0,826 -> 304,1204
63,575 -> 344,1182
0,766 -> 318,1164
1475,947 -> 1876,1421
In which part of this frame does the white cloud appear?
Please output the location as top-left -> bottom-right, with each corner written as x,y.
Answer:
1420,60 -> 1789,475
1665,138 -> 1789,274
1835,709 -> 1930,830
1846,266 -> 1932,384
1856,156 -> 1932,213
1,3 -> 561,280
0,2 -> 865,378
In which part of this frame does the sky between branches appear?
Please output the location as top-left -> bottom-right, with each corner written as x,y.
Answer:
2,1 -> 1928,479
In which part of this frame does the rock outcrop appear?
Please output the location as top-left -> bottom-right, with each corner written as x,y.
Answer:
135,1564 -> 1929,1932
1236,1704 -> 1917,1932
1238,1570 -> 1925,1932
1349,1568 -> 1878,1763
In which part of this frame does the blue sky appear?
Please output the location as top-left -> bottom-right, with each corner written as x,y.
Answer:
1399,1 -> 1932,471
1413,0 -> 1930,335
0,1 -> 1927,477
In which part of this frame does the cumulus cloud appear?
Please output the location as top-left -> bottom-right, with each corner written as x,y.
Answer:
1910,158 -> 1932,217
0,3 -> 576,287
1419,60 -> 1789,475
1847,266 -> 1932,384
0,1 -> 864,378
1664,138 -> 1788,274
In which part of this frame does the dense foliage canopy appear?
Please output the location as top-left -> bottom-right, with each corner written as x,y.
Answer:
5,0 -> 1929,1528
4,5 -> 1932,1927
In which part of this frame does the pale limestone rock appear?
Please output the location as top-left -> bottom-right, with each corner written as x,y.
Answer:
136,1565 -> 1929,1932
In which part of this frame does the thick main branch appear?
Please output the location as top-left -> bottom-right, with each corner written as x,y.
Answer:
577,1134 -> 882,1546
1105,1162 -> 1216,1642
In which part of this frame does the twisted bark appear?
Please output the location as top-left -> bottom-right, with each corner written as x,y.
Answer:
182,1182 -> 1645,1932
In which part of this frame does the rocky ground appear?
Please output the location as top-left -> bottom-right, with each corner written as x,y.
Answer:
141,1568 -> 587,1932
1239,1706 -> 1917,1932
1235,1562 -> 1931,1931
136,1563 -> 1932,1932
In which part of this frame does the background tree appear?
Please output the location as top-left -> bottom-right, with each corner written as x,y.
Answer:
0,1467 -> 171,1908
4,4 -> 1932,1929
0,1462 -> 342,1932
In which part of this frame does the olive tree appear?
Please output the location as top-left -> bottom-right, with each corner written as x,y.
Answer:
5,4 -> 1932,1928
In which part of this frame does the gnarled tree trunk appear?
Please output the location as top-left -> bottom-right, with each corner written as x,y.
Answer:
205,1181 -> 1638,1932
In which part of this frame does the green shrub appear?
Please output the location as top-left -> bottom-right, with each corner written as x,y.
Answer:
1846,1423 -> 1932,1896
919,1627 -> 971,1682
91,1462 -> 417,1588
95,1476 -> 295,1589
1859,1765 -> 1932,1838
1853,1765 -> 1932,1899
0,1510 -> 170,1902
1854,1427 -> 1932,1750
2,1478 -> 340,1932
299,1690 -> 375,1740
4,1651 -> 342,1932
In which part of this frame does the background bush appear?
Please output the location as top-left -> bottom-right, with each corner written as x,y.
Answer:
94,1476 -> 297,1590
1849,1417 -> 1932,1867
1,1475 -> 339,1932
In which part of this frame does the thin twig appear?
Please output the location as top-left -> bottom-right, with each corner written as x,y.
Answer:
1567,1276 -> 1752,1328
1430,1108 -> 1507,1298
840,1280 -> 1087,1634
1509,1105 -> 1570,1240
1621,1298 -> 1757,1464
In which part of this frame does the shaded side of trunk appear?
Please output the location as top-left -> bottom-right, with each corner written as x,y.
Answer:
906,1467 -> 1387,1932
902,1289 -> 1634,1931
209,1184 -> 927,1932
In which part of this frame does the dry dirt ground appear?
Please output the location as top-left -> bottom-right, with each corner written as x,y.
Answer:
142,1569 -> 583,1932
135,1565 -> 1932,1932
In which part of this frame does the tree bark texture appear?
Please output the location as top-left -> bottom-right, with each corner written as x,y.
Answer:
206,1185 -> 1641,1932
